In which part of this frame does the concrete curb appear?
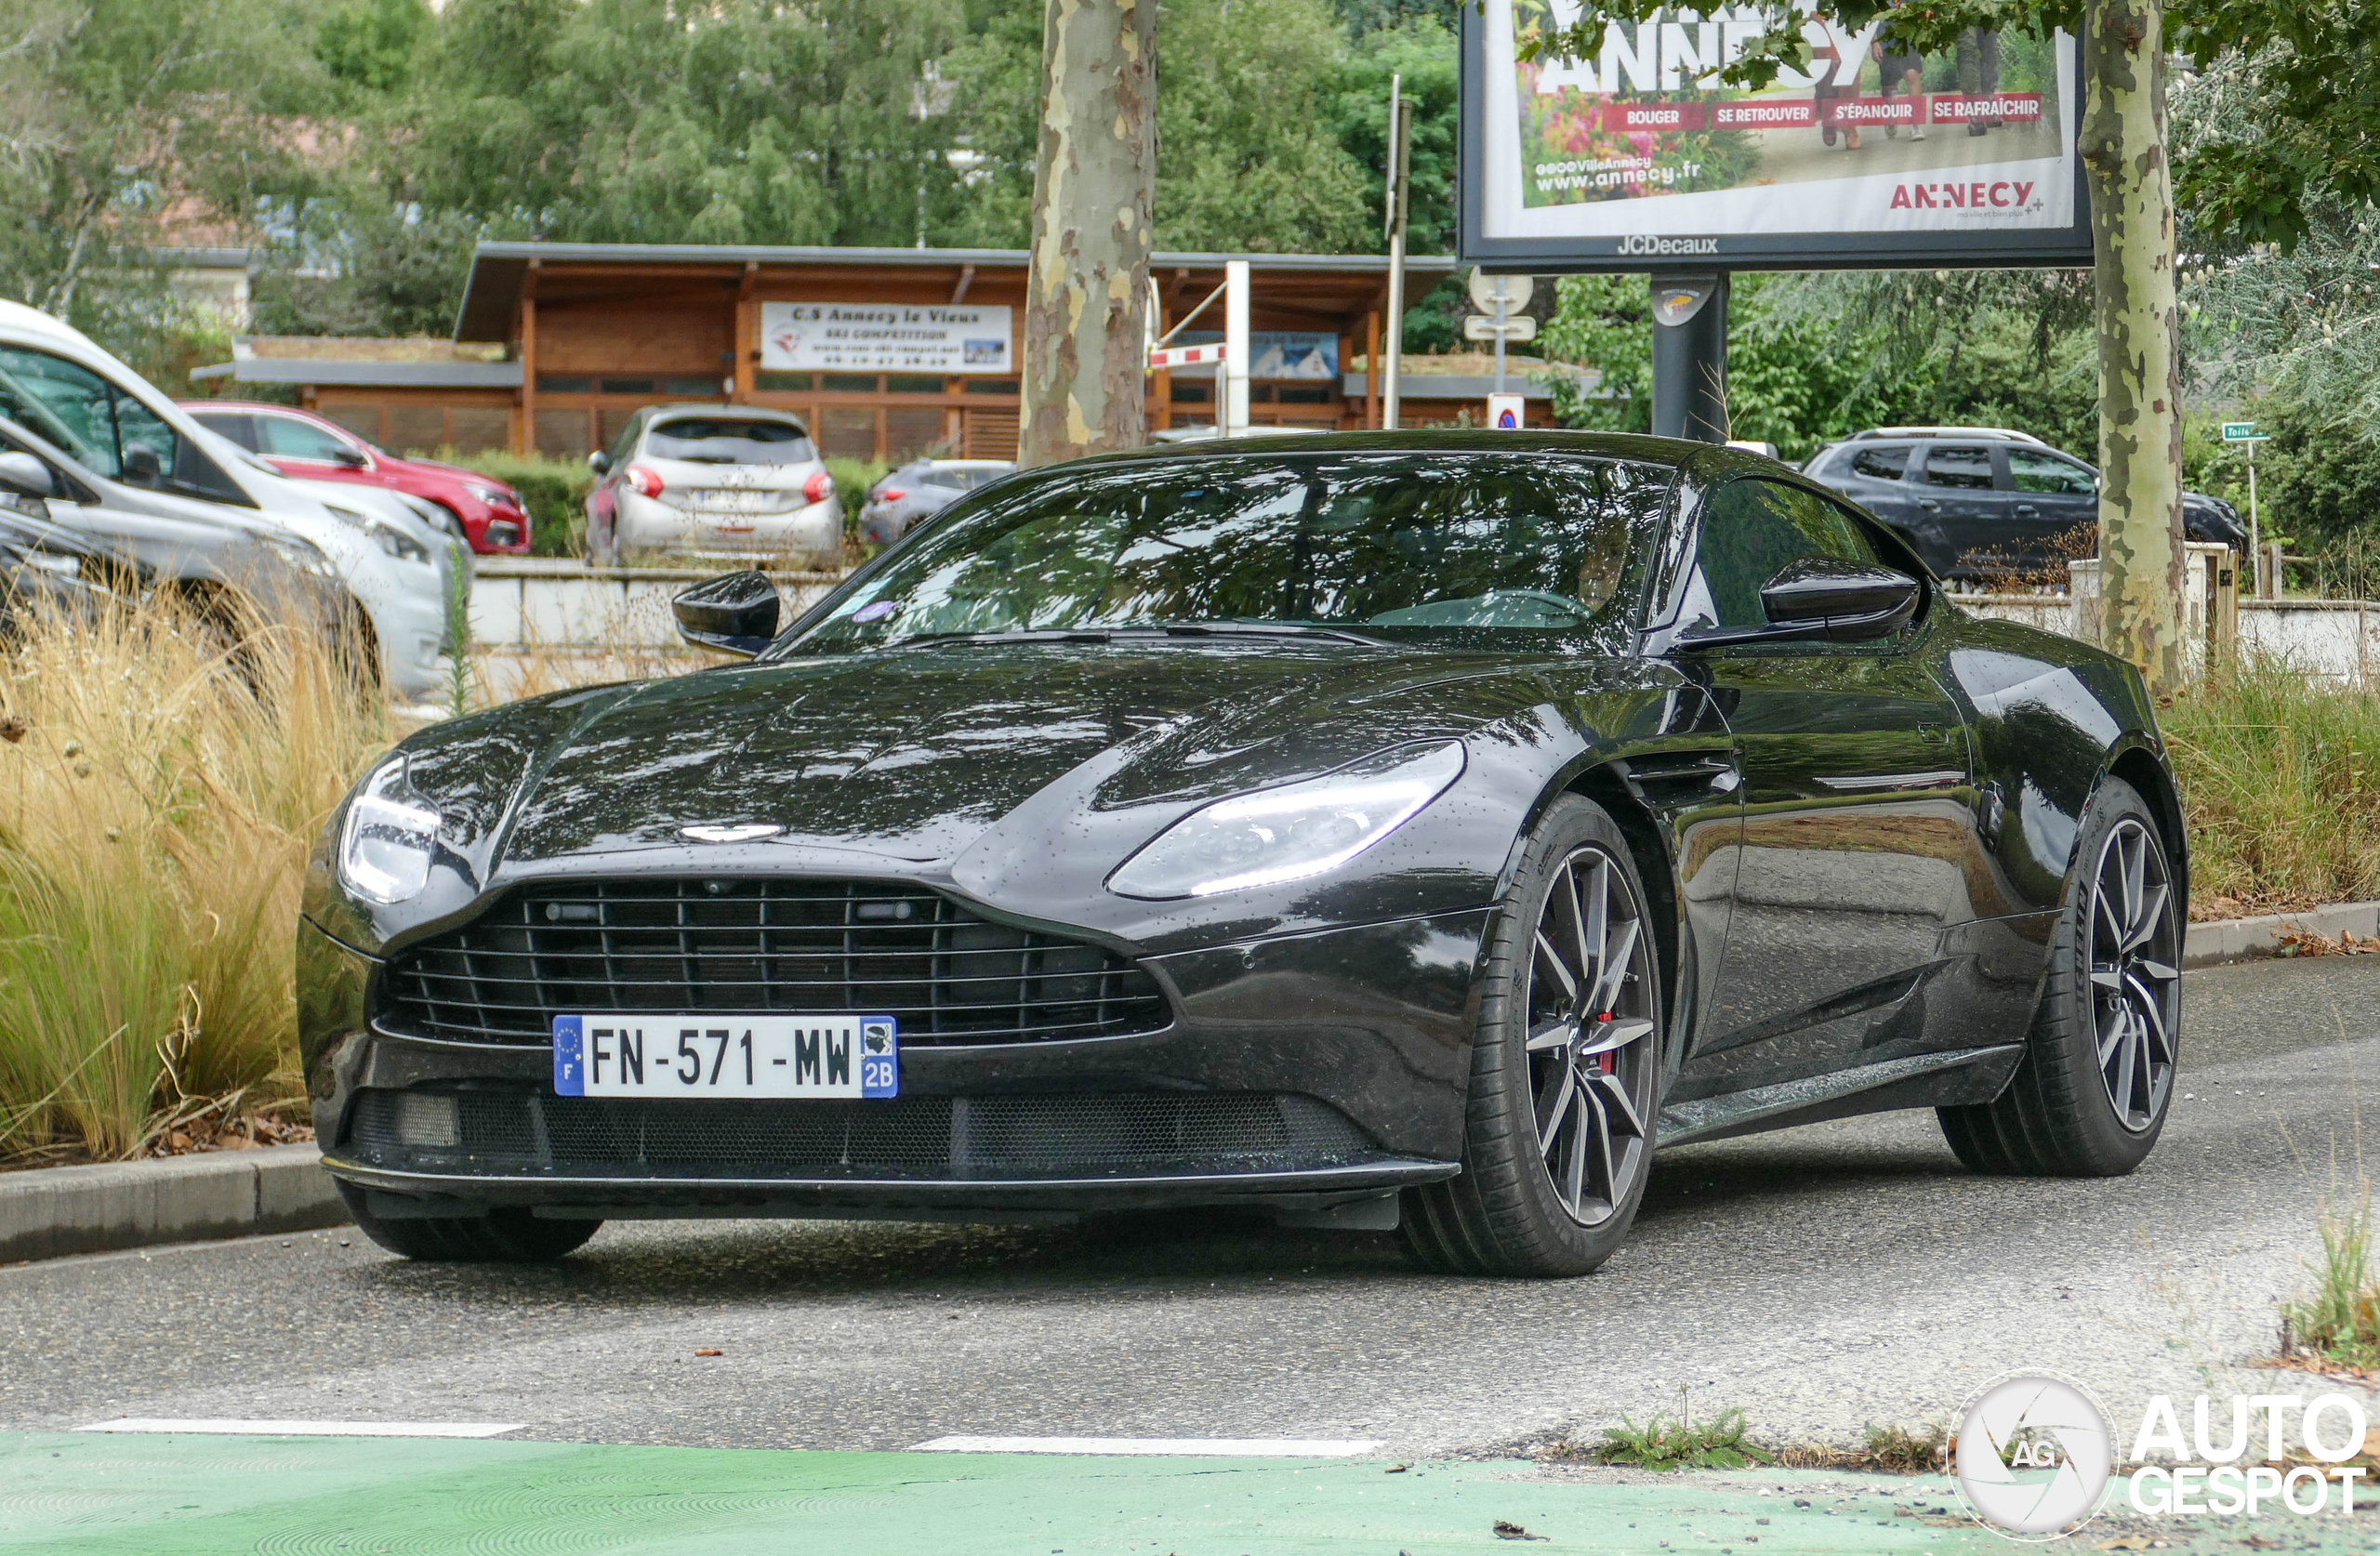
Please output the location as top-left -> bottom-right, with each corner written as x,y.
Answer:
0,1143 -> 345,1266
2184,901 -> 2380,969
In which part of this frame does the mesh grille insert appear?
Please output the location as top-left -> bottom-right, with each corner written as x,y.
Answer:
346,1088 -> 1380,1181
378,878 -> 1172,1048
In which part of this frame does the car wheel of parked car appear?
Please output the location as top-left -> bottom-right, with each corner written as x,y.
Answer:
1400,796 -> 1661,1277
1938,775 -> 2179,1177
337,1180 -> 603,1262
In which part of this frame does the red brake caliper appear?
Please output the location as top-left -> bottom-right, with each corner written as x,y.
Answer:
1596,1011 -> 1615,1073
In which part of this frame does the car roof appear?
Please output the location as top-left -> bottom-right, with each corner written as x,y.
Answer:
1072,428 -> 1729,471
643,403 -> 808,425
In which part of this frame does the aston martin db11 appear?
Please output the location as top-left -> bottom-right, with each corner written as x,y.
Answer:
298,432 -> 2183,1275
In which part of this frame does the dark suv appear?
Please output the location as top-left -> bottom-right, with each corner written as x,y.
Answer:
1805,429 -> 2246,583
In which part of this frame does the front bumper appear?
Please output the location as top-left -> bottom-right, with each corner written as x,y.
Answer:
298,903 -> 1488,1216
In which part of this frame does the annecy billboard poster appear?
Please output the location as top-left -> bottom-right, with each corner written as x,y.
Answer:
1461,1 -> 2093,270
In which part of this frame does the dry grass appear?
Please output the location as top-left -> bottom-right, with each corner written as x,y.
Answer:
0,591 -> 389,1161
2162,653 -> 2380,916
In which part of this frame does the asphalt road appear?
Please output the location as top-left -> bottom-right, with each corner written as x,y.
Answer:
7,955 -> 2377,1459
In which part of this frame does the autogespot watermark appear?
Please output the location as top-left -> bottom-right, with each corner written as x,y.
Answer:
1951,1373 -> 2372,1540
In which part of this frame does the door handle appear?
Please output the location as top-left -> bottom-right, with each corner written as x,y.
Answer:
1915,497 -> 1939,511
2015,503 -> 2039,517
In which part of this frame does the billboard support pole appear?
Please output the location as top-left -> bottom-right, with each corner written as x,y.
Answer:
1382,74 -> 1411,430
1223,259 -> 1250,438
1650,273 -> 1729,443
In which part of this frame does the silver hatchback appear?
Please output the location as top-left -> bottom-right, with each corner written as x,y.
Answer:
586,406 -> 842,567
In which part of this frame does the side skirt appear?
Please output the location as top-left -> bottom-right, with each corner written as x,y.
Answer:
1657,1044 -> 2025,1148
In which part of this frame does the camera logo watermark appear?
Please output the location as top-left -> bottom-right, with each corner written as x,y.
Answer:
1955,1373 -> 2116,1539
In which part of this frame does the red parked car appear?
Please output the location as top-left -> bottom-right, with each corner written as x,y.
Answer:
179,401 -> 533,555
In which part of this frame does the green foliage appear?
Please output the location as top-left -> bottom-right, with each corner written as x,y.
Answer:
316,0 -> 433,96
1596,1409 -> 1773,1472
249,199 -> 483,340
1540,276 -> 1651,433
826,458 -> 888,539
1324,17 -> 1461,256
2163,654 -> 2380,912
2282,1193 -> 2380,1369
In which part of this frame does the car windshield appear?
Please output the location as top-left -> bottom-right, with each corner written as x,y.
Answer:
787,451 -> 1673,654
646,417 -> 816,466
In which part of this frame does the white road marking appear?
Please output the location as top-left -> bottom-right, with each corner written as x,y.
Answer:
907,1435 -> 1384,1457
77,1418 -> 522,1439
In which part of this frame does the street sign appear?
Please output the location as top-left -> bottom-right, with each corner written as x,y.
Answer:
1468,271 -> 1534,313
1463,313 -> 1537,342
1148,342 -> 1226,371
2220,422 -> 2269,442
1487,392 -> 1526,429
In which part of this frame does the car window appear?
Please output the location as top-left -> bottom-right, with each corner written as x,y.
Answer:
1848,444 -> 1911,481
1919,444 -> 1995,490
189,411 -> 260,451
2007,448 -> 2096,495
1694,478 -> 1882,628
919,466 -> 972,491
0,346 -> 250,506
257,414 -> 360,463
798,454 -> 1676,651
645,416 -> 816,466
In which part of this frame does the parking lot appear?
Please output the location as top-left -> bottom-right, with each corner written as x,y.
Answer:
5,954 -> 2373,1460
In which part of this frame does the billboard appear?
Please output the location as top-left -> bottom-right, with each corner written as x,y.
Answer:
1460,2 -> 2094,270
760,302 -> 1012,375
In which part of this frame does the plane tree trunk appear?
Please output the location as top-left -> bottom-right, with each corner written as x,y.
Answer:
1017,0 -> 1157,468
2082,0 -> 2186,693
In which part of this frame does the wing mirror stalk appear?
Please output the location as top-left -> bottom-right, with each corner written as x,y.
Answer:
672,568 -> 779,657
1675,559 -> 1922,653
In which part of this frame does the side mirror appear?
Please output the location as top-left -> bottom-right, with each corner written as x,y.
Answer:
0,451 -> 54,499
672,568 -> 779,657
332,446 -> 369,468
588,451 -> 612,476
1680,558 -> 1922,651
122,443 -> 163,487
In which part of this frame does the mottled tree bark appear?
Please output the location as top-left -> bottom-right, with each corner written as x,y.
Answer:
2081,0 -> 2185,693
1017,0 -> 1157,468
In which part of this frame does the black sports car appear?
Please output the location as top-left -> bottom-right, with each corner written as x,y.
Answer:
299,432 -> 2184,1276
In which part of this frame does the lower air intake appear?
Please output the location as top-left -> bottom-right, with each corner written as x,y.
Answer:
345,1088 -> 1382,1181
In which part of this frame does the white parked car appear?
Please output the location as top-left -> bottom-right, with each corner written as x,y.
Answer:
585,406 -> 841,567
0,301 -> 452,700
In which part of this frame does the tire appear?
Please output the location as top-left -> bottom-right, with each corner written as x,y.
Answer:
1399,796 -> 1663,1277
1938,774 -> 2179,1176
337,1180 -> 602,1262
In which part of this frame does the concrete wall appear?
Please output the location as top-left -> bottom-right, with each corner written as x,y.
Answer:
1965,593 -> 2380,683
470,559 -> 843,649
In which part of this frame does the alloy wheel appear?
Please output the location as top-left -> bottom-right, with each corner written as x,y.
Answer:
1523,845 -> 1658,1227
2087,815 -> 2178,1132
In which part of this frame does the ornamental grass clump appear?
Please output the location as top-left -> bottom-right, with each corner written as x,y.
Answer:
0,591 -> 388,1160
2162,653 -> 2380,916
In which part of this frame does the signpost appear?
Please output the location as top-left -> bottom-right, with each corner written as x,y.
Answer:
1467,271 -> 1535,396
2221,421 -> 2272,596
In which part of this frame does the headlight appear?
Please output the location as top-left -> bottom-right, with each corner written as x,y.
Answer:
368,520 -> 430,564
338,756 -> 443,904
1108,741 -> 1465,899
265,534 -> 336,576
467,483 -> 518,509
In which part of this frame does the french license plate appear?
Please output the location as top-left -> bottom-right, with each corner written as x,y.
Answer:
689,489 -> 779,514
551,1015 -> 898,1099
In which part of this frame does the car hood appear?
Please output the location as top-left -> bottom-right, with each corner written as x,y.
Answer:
403,640 -> 1576,871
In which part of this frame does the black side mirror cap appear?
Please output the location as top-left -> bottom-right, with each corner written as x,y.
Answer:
122,443 -> 163,487
1677,558 -> 1921,652
588,451 -> 612,476
0,451 -> 54,499
672,569 -> 779,657
332,446 -> 369,468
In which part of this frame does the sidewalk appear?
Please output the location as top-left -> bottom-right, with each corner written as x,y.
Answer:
1,1432 -> 2362,1555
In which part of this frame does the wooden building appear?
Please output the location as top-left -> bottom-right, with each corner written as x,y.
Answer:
206,244 -> 1579,462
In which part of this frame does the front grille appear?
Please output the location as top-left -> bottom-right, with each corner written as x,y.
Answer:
345,1088 -> 1380,1181
379,878 -> 1172,1048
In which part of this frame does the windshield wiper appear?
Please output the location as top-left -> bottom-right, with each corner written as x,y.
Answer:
1159,621 -> 1392,648
890,628 -> 1123,649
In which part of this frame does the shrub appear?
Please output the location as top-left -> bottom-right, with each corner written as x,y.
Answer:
0,592 -> 388,1159
2163,654 -> 2380,914
826,457 -> 888,540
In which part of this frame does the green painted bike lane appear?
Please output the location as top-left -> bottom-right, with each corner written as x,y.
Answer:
0,1433 -> 2360,1554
